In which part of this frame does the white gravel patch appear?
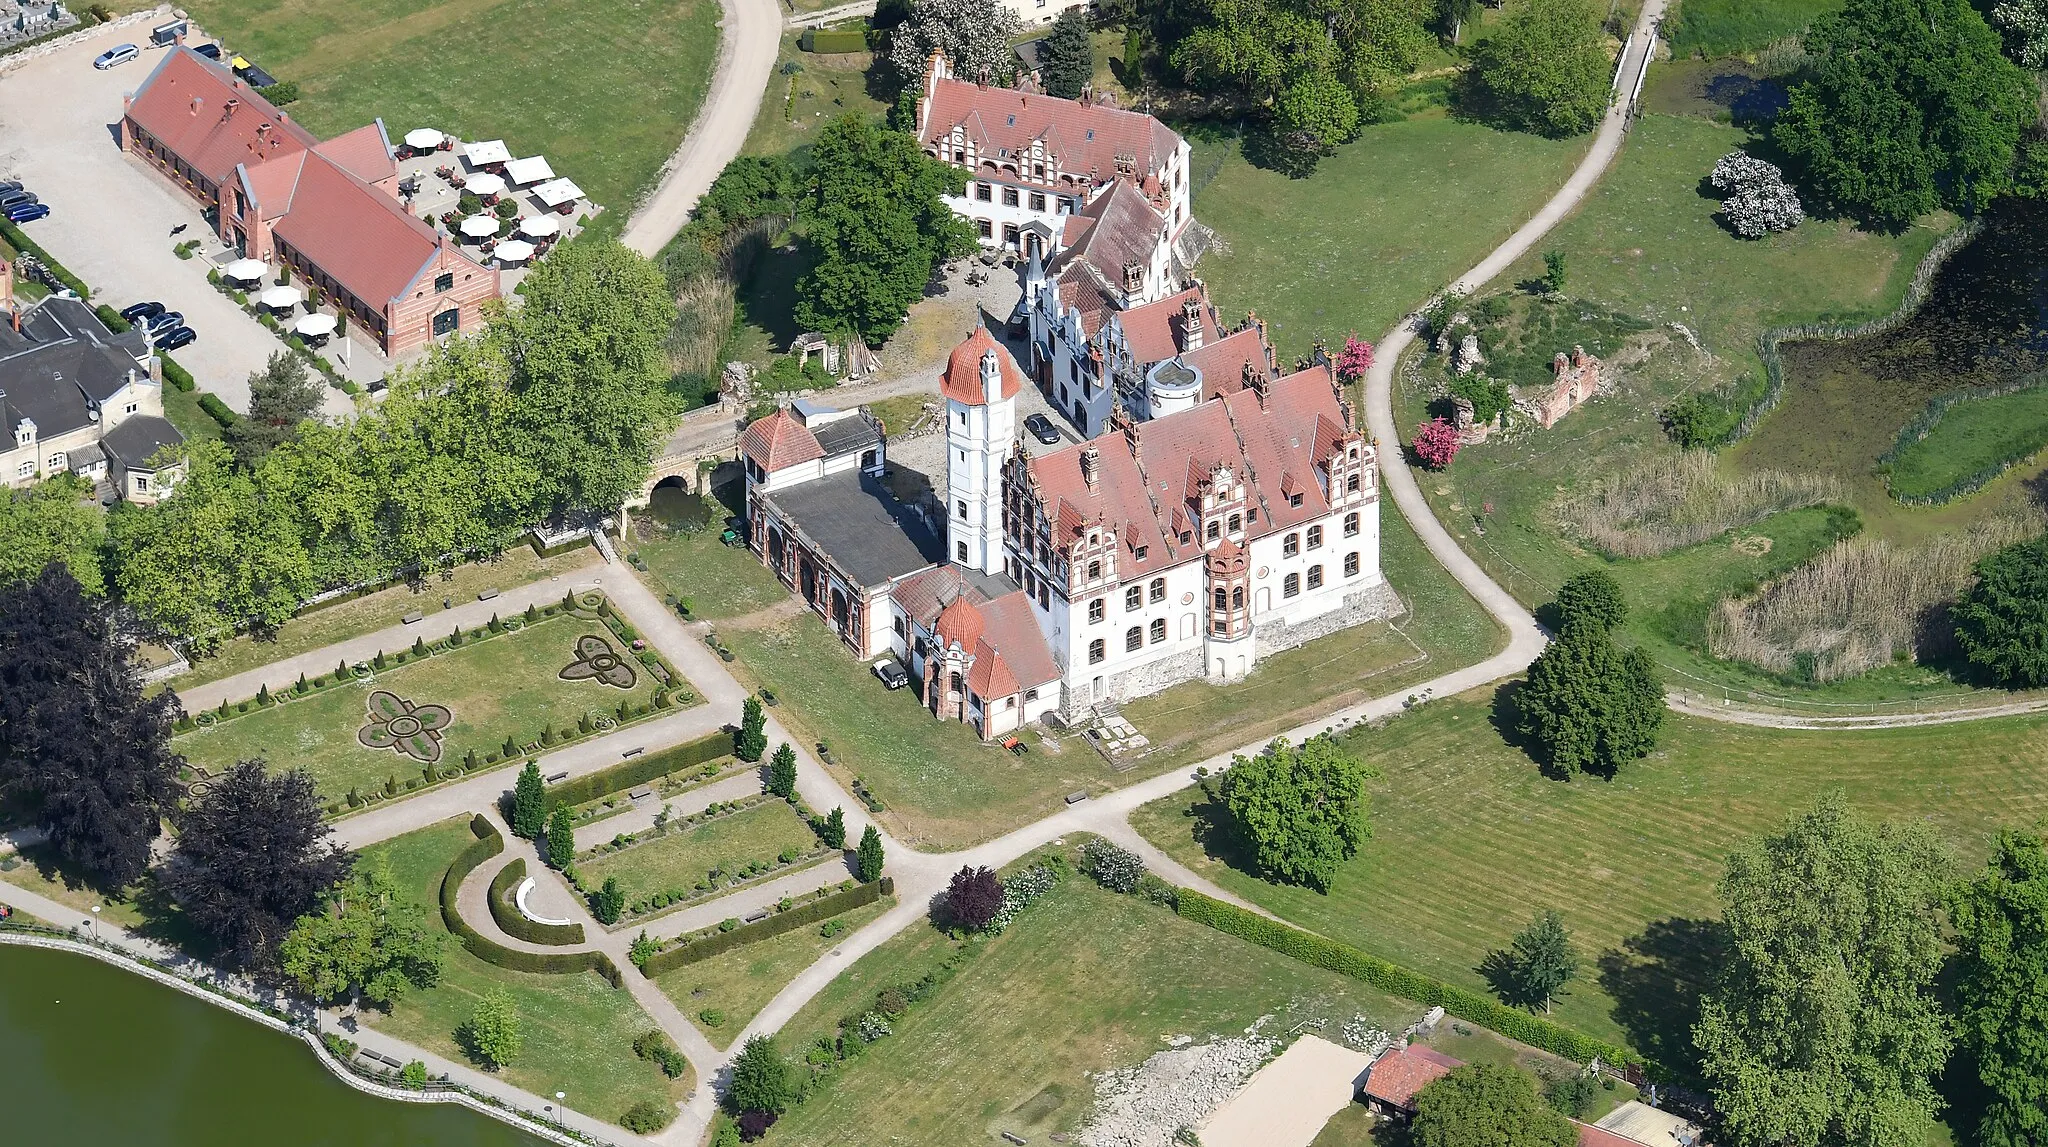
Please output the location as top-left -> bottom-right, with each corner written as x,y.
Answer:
1076,1021 -> 1278,1147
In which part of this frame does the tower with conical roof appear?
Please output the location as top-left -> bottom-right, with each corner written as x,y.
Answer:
941,324 -> 1021,576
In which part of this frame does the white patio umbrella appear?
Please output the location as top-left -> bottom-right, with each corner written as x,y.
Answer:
531,178 -> 583,208
505,155 -> 554,186
463,138 -> 511,166
517,214 -> 559,238
404,128 -> 444,150
222,258 -> 267,282
293,313 -> 337,337
464,172 -> 506,196
459,214 -> 500,238
493,239 -> 536,265
258,285 -> 303,310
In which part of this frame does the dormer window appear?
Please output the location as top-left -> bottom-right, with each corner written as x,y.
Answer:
1288,492 -> 1303,508
1007,115 -> 1016,126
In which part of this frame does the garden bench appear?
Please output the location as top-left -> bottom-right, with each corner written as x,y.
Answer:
477,588 -> 500,601
744,909 -> 770,923
1064,791 -> 1088,805
629,787 -> 655,805
622,746 -> 645,758
546,771 -> 569,784
402,611 -> 424,625
1002,1134 -> 1027,1145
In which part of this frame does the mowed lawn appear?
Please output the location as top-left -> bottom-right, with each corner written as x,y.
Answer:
580,801 -> 820,905
1884,385 -> 2048,502
768,870 -> 1577,1147
184,0 -> 720,211
1132,692 -> 2048,1068
359,819 -> 688,1123
175,614 -> 660,803
634,492 -> 790,621
1191,113 -> 1588,360
655,896 -> 896,1048
175,546 -> 601,689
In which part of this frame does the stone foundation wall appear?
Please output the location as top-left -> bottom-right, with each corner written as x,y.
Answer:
1254,580 -> 1405,660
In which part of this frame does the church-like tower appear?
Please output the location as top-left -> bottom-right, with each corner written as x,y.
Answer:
941,324 -> 1020,576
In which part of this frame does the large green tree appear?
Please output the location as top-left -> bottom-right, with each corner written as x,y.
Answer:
1515,626 -> 1663,776
1411,1063 -> 1577,1147
222,351 -> 323,469
1951,829 -> 2048,1147
1038,8 -> 1094,99
727,1034 -> 797,1114
0,475 -> 105,593
1694,794 -> 1953,1147
280,859 -> 445,1006
1221,734 -> 1374,892
796,115 -> 974,342
1952,535 -> 2048,687
1774,0 -> 2036,229
1460,0 -> 1611,137
1168,0 -> 1432,111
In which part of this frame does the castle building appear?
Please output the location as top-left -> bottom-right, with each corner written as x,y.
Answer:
739,324 -> 1393,739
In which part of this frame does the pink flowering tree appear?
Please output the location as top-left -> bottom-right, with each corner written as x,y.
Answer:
1412,418 -> 1460,470
1335,334 -> 1375,382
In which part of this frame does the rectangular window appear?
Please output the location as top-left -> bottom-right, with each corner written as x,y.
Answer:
1307,525 -> 1324,549
434,272 -> 454,293
956,499 -> 968,520
1133,545 -> 1148,560
1344,512 -> 1360,537
1125,586 -> 1142,612
978,219 -> 992,238
1213,588 -> 1227,610
1344,552 -> 1361,577
1283,533 -> 1299,557
1283,572 -> 1300,598
1088,639 -> 1105,664
1088,599 -> 1105,624
1307,565 -> 1324,589
431,308 -> 459,336
1002,187 -> 1019,207
1002,224 -> 1019,246
1029,192 -> 1046,211
1039,584 -> 1050,609
1288,493 -> 1303,508
976,183 -> 992,201
957,541 -> 968,561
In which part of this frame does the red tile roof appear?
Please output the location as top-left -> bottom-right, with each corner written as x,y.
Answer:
1023,430 -> 1176,577
941,326 -> 1025,406
1111,286 -> 1202,364
1183,327 -> 1271,399
1575,1123 -> 1643,1147
742,408 -> 827,471
920,77 -> 1182,186
240,150 -> 305,221
125,48 -> 318,188
934,595 -> 985,651
270,151 -> 452,306
1364,1046 -> 1461,1111
314,122 -> 397,186
972,591 -> 1058,694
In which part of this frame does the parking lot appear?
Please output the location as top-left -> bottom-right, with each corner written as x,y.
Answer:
0,24 -> 352,415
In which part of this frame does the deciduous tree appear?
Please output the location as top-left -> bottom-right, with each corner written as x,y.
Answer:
1994,0 -> 2048,67
461,988 -> 523,1069
0,565 -> 181,889
1334,334 -> 1374,382
855,824 -> 886,882
1950,829 -> 2048,1147
1515,625 -> 1663,776
166,759 -> 353,968
1221,734 -> 1373,892
885,0 -> 1019,89
1694,794 -> 1953,1147
947,865 -> 1005,931
796,115 -> 975,342
1460,0 -> 1610,137
1038,8 -> 1093,99
1953,535 -> 2048,687
280,858 -> 445,1005
727,1034 -> 796,1114
1411,1063 -> 1577,1147
1552,569 -> 1625,637
1412,417 -> 1460,469
0,477 -> 105,592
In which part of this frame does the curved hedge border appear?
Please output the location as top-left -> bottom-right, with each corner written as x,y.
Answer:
1876,371 -> 2048,504
486,858 -> 586,946
438,815 -> 622,987
638,877 -> 891,978
1730,216 -> 1985,444
1172,890 -> 1642,1071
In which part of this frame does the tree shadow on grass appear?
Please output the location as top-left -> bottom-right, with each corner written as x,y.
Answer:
1171,784 -> 1261,879
1486,680 -> 1573,781
1595,916 -> 1732,1087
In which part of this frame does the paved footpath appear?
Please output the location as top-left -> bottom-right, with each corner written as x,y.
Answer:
572,770 -> 765,851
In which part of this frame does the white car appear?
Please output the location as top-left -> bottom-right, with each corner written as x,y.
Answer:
93,44 -> 140,70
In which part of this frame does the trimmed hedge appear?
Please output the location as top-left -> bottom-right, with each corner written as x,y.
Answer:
197,392 -> 239,427
438,815 -> 623,986
1173,891 -> 1641,1068
545,731 -> 731,809
1,219 -> 89,296
159,354 -> 197,393
801,26 -> 869,53
486,857 -> 586,946
639,877 -> 892,978
95,304 -> 131,333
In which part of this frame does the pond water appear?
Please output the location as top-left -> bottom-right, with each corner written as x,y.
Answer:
644,483 -> 715,531
0,945 -> 541,1147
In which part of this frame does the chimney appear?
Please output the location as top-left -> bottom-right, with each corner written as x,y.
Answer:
1250,361 -> 1271,407
0,255 -> 13,316
190,96 -> 203,115
980,346 -> 1003,404
224,97 -> 240,118
1122,261 -> 1143,294
1180,296 -> 1203,352
1080,444 -> 1101,491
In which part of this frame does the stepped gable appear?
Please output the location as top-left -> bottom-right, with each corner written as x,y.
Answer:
124,49 -> 320,188
919,77 -> 1181,184
940,325 -> 1025,406
1024,426 -> 1176,575
1218,363 -> 1351,533
741,406 -> 825,470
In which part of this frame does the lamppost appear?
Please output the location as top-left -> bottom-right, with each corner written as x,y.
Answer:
88,905 -> 100,941
555,1093 -> 565,1127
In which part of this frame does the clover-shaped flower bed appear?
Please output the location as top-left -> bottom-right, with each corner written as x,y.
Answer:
357,690 -> 453,764
559,635 -> 638,689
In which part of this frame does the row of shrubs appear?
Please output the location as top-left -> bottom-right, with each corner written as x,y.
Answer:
574,798 -> 834,923
438,815 -> 623,986
571,759 -> 731,825
487,857 -> 586,946
636,878 -> 889,977
2,219 -> 88,296
544,729 -> 732,809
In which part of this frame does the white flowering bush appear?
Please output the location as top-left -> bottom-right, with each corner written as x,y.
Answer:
855,1012 -> 893,1042
1995,0 -> 2048,69
886,0 -> 1018,88
1081,839 -> 1147,893
985,863 -> 1058,935
1709,151 -> 1804,239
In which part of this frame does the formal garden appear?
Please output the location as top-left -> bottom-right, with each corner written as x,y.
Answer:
172,593 -> 693,809
576,798 -> 833,924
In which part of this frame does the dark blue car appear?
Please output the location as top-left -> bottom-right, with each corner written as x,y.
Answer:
153,326 -> 197,351
121,301 -> 166,323
4,203 -> 48,224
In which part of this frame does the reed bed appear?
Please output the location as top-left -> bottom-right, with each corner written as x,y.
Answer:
1555,451 -> 1844,559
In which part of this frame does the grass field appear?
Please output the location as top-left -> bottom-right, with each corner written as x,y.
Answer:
161,384 -> 224,446
654,896 -> 895,1048
184,0 -> 720,212
767,863 -> 1590,1146
1191,113 -> 1588,360
175,613 -> 662,803
0,850 -> 147,929
1884,385 -> 2048,503
1132,690 -> 2048,1075
359,819 -> 687,1125
175,545 -> 601,688
1665,0 -> 1840,57
632,492 -> 790,621
743,37 -> 891,162
579,800 -> 819,906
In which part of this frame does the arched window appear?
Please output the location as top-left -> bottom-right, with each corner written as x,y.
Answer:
1344,551 -> 1361,577
1125,626 -> 1143,652
1283,572 -> 1300,598
1344,512 -> 1360,537
1206,520 -> 1220,540
1088,639 -> 1105,664
1346,473 -> 1361,493
1228,512 -> 1242,533
1307,565 -> 1324,589
1125,586 -> 1142,611
1149,577 -> 1166,602
1307,525 -> 1323,549
949,672 -> 964,694
1150,618 -> 1166,643
1283,533 -> 1300,557
1088,598 -> 1105,624
1231,586 -> 1244,609
1087,560 -> 1101,580
1213,587 -> 1227,610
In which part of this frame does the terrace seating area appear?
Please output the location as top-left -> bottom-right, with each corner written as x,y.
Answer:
394,130 -> 594,279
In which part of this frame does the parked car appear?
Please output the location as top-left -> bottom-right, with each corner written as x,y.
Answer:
0,191 -> 38,210
1024,412 -> 1062,445
0,180 -> 21,196
871,658 -> 910,690
144,310 -> 184,333
93,44 -> 140,70
193,43 -> 223,60
120,301 -> 166,323
3,203 -> 48,224
153,326 -> 197,351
